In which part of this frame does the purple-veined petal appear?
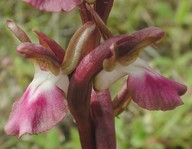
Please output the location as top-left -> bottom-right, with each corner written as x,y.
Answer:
94,58 -> 187,111
22,0 -> 83,12
4,66 -> 69,137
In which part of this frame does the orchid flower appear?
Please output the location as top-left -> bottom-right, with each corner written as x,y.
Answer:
4,19 -> 98,138
86,7 -> 187,112
4,1 -> 188,148
94,58 -> 187,111
22,0 -> 83,12
4,20 -> 69,137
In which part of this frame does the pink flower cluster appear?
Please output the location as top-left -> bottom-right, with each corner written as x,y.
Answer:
4,0 -> 187,148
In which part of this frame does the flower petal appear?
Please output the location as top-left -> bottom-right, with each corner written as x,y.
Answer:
4,67 -> 69,137
23,0 -> 83,12
126,59 -> 187,111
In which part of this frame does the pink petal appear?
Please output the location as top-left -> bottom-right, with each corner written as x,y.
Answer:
127,59 -> 187,111
4,68 -> 69,137
23,0 -> 83,12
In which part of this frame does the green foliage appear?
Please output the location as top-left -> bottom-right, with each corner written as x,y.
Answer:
0,0 -> 191,149
175,0 -> 190,24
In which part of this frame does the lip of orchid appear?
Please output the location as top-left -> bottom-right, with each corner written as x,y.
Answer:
126,59 -> 187,110
4,68 -> 69,137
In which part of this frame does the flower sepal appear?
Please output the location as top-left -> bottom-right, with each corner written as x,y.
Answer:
17,42 -> 61,75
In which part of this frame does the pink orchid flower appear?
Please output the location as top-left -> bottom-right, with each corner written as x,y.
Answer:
85,12 -> 187,111
4,20 -> 69,137
5,1 -> 188,148
22,0 -> 83,12
94,58 -> 187,111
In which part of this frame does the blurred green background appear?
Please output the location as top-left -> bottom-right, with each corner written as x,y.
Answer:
0,0 -> 191,149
